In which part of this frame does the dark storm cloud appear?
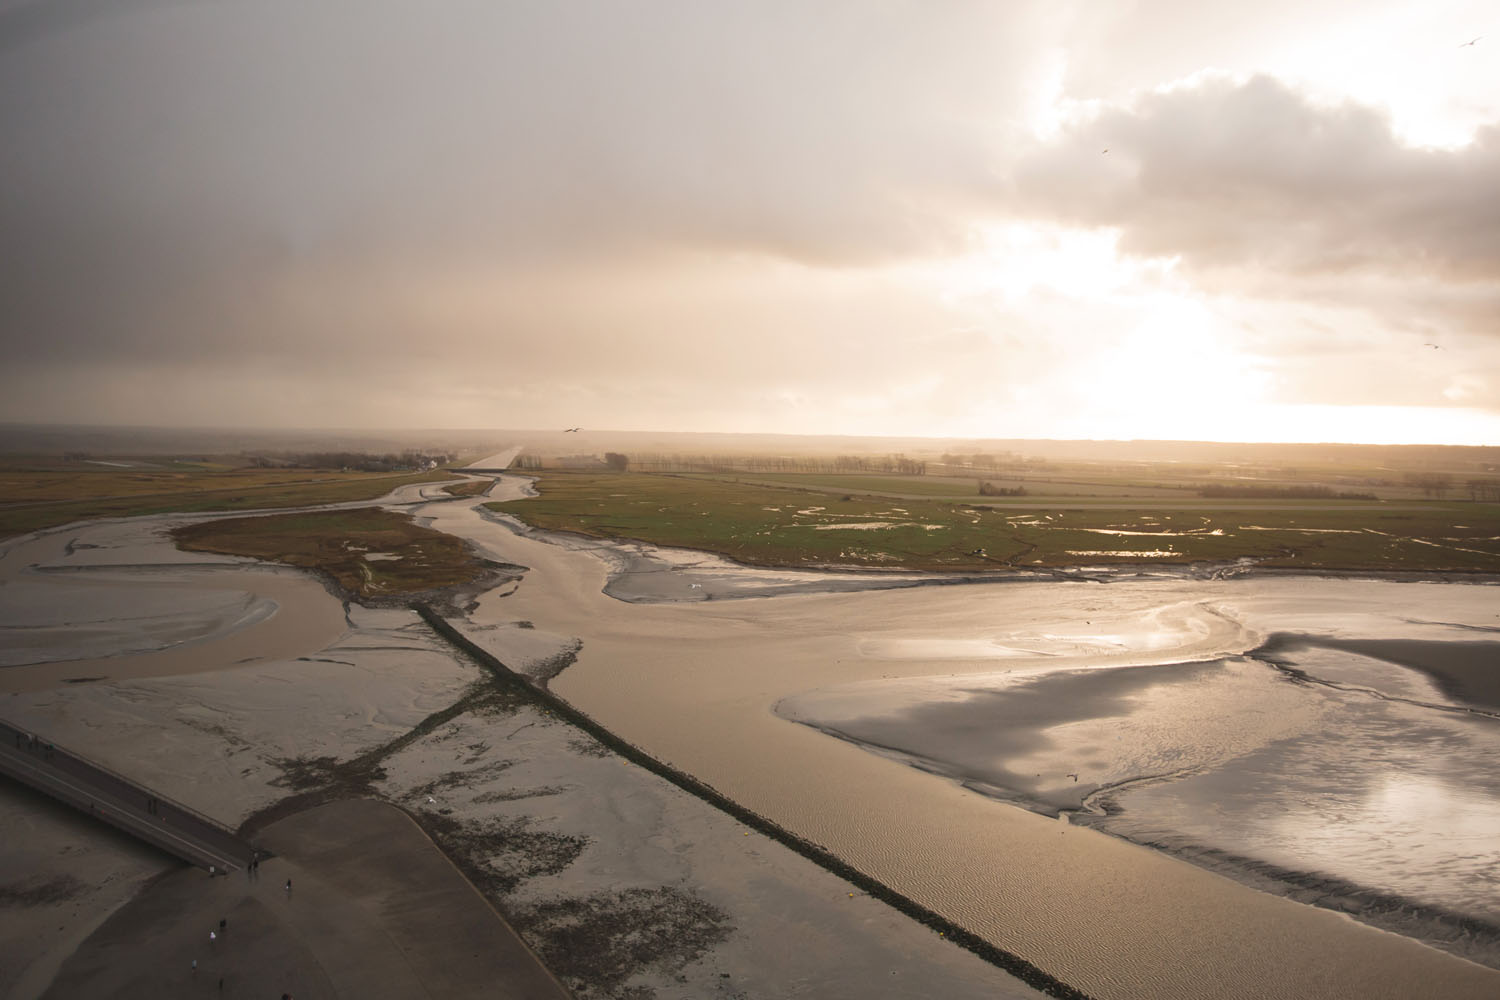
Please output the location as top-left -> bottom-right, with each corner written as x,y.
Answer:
0,0 -> 1047,375
1015,74 -> 1500,284
0,0 -> 197,54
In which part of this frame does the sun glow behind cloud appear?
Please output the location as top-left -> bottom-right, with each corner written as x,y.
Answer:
918,224 -> 1273,440
0,0 -> 1494,444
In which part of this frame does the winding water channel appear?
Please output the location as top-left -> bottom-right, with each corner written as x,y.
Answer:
3,475 -> 1498,999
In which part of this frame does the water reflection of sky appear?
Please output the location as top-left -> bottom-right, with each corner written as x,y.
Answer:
782,643 -> 1500,961
1106,700 -> 1500,924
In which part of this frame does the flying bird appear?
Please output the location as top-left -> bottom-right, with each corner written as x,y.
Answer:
1460,36 -> 1481,46
564,427 -> 580,432
1425,343 -> 1442,349
1101,148 -> 1109,154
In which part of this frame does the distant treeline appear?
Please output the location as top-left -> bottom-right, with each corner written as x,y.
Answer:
938,452 -> 1049,475
624,453 -> 928,475
978,481 -> 1028,497
1198,485 -> 1376,500
245,450 -> 452,472
1465,479 -> 1500,502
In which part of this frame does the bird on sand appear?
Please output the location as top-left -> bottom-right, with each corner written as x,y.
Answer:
1424,343 -> 1441,349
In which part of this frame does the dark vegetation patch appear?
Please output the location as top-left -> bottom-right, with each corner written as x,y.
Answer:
244,679 -> 522,835
472,785 -> 570,804
172,507 -> 499,602
567,735 -> 613,759
513,887 -> 734,998
268,754 -> 356,793
416,812 -> 588,896
0,874 -> 90,907
400,760 -> 519,802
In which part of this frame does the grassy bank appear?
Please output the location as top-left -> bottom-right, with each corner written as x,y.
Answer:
172,507 -> 492,600
488,472 -> 1500,573
0,460 -> 454,539
441,478 -> 495,498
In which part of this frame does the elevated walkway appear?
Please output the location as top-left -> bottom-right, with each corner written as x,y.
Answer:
0,718 -> 255,873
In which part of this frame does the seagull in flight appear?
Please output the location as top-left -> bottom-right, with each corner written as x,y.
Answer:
1460,36 -> 1481,46
1425,343 -> 1442,349
564,427 -> 580,432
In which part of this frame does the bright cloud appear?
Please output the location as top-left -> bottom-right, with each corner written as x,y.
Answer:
0,0 -> 1495,444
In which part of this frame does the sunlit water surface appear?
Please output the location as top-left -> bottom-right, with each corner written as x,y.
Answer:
779,641 -> 1500,964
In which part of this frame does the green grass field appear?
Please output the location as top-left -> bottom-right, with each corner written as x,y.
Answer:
489,472 -> 1500,573
699,471 -> 1194,501
441,478 -> 495,498
0,460 -> 455,539
172,508 -> 491,599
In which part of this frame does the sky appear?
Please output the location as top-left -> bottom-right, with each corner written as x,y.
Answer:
1,0 -> 1496,445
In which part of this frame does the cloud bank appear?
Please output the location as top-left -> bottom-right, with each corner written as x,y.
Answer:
0,1 -> 1495,441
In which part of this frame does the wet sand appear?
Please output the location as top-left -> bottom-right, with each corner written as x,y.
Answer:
40,798 -> 569,999
421,493 -> 1500,999
1254,634 -> 1500,712
0,516 -> 348,693
778,643 -> 1500,966
0,485 -> 1050,999
3,477 -> 1498,998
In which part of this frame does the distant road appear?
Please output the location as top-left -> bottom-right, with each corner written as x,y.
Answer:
462,446 -> 522,471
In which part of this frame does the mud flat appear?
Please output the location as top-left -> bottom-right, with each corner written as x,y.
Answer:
417,484 -> 1500,1000
4,476 -> 1498,998
0,488 -> 1047,999
37,799 -> 570,1000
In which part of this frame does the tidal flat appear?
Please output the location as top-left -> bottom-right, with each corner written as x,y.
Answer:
0,483 -> 1044,1000
2,473 -> 1498,999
